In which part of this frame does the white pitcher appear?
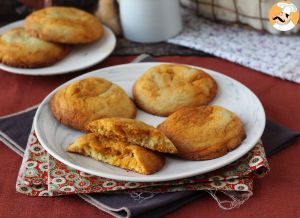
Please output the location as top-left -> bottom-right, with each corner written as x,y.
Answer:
118,0 -> 183,43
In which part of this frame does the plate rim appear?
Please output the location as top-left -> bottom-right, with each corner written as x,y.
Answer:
0,20 -> 116,76
34,62 -> 266,182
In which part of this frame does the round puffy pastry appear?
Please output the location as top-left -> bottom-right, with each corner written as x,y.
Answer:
157,106 -> 246,160
24,7 -> 104,44
0,28 -> 70,68
133,64 -> 217,116
50,77 -> 137,131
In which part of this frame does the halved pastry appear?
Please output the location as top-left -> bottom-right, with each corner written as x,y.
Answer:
85,118 -> 177,154
67,133 -> 165,175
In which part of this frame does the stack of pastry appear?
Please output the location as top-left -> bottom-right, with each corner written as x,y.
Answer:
50,77 -> 177,175
0,7 -> 104,68
50,64 -> 246,175
68,118 -> 177,175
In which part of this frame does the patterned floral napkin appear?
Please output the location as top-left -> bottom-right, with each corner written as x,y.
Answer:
16,129 -> 270,198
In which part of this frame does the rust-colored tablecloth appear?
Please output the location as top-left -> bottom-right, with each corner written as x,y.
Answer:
1,56 -> 300,218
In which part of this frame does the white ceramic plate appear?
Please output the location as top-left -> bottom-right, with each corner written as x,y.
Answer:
34,63 -> 266,182
0,20 -> 116,75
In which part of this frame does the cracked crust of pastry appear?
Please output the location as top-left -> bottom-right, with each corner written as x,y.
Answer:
0,28 -> 70,68
50,77 -> 137,131
157,106 -> 246,160
24,6 -> 104,44
67,133 -> 165,175
133,64 -> 217,117
85,117 -> 177,154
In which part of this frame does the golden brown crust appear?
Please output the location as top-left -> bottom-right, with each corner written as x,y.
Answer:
24,7 -> 104,44
0,28 -> 70,68
157,106 -> 246,160
86,118 -> 177,154
133,64 -> 218,117
67,133 -> 165,175
50,77 -> 137,131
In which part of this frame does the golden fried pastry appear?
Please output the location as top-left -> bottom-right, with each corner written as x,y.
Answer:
0,28 -> 70,68
50,77 -> 137,131
67,133 -> 165,175
24,7 -> 104,44
157,106 -> 246,160
86,118 -> 177,153
133,64 -> 217,116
